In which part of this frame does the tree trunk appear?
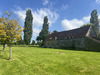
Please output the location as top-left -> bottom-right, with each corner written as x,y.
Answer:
9,46 -> 12,60
2,45 -> 5,51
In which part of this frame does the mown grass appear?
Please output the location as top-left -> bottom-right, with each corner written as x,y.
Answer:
0,46 -> 100,75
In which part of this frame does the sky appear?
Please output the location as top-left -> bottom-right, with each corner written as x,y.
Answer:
0,0 -> 100,41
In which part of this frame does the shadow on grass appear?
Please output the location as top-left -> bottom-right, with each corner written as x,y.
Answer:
9,45 -> 100,52
61,48 -> 100,52
0,50 -> 9,60
42,47 -> 100,52
12,45 -> 100,52
12,45 -> 39,48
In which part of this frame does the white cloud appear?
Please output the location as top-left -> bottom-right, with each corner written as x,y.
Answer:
98,15 -> 100,19
96,0 -> 100,4
13,7 -> 59,40
33,28 -> 41,37
61,5 -> 68,10
43,0 -> 55,10
14,8 -> 59,27
32,8 -> 59,27
61,16 -> 90,30
14,10 -> 26,24
61,19 -> 84,30
82,16 -> 90,23
43,0 -> 49,6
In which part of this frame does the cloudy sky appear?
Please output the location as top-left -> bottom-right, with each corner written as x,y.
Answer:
0,0 -> 100,40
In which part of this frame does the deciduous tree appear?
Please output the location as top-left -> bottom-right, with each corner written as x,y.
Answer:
0,11 -> 23,60
53,30 -> 58,33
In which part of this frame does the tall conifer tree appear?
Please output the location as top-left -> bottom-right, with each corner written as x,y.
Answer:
90,9 -> 99,36
24,9 -> 33,45
37,16 -> 49,43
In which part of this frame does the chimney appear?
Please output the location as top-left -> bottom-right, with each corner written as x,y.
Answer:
49,31 -> 52,34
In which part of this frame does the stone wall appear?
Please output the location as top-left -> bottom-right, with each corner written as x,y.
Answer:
44,37 -> 100,51
56,38 -> 86,50
85,37 -> 100,51
74,38 -> 86,50
88,26 -> 97,38
44,38 -> 86,50
57,39 -> 74,49
44,40 -> 57,48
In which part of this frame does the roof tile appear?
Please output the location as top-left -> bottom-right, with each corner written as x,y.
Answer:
45,25 -> 91,41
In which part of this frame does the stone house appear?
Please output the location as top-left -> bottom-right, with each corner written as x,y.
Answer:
44,25 -> 100,51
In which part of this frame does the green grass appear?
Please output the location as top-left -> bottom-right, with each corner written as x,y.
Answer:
0,46 -> 100,75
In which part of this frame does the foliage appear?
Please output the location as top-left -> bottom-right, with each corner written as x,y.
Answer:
90,9 -> 99,36
98,33 -> 100,38
81,23 -> 93,27
24,9 -> 33,45
31,40 -> 35,45
36,41 -> 43,46
0,11 -> 23,59
53,30 -> 58,33
18,40 -> 25,45
0,46 -> 100,75
15,38 -> 25,45
36,16 -> 49,43
90,9 -> 99,25
0,12 -> 23,45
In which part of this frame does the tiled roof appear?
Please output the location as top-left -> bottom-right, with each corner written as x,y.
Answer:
45,25 -> 91,41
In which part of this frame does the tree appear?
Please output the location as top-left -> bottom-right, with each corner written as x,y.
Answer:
18,40 -> 25,45
24,9 -> 33,45
0,11 -> 23,60
36,16 -> 49,46
16,37 -> 25,45
80,23 -> 93,27
53,30 -> 58,33
36,41 -> 42,46
31,40 -> 35,45
90,9 -> 99,36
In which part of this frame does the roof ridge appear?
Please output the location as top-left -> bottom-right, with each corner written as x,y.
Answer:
56,25 -> 91,33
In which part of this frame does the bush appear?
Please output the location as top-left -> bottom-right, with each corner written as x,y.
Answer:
36,41 -> 43,47
31,40 -> 35,45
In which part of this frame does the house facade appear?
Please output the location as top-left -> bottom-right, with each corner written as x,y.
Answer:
44,25 -> 100,51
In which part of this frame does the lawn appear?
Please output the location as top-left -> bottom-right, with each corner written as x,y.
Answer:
0,46 -> 100,75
